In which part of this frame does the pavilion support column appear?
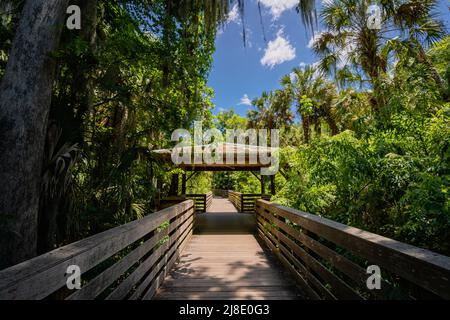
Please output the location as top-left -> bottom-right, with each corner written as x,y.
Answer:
156,179 -> 163,210
182,173 -> 187,195
261,175 -> 266,195
270,175 -> 276,195
169,173 -> 179,196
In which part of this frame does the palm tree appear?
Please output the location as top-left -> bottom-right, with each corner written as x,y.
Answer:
247,91 -> 294,130
281,66 -> 339,144
311,0 -> 445,110
167,0 -> 318,42
388,0 -> 447,98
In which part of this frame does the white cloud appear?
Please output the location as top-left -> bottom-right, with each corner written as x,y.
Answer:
261,29 -> 296,68
239,94 -> 252,106
259,0 -> 298,19
227,3 -> 240,24
299,62 -> 307,69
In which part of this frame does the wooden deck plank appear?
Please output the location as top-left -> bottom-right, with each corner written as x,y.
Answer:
153,198 -> 303,300
207,197 -> 238,213
156,290 -> 298,300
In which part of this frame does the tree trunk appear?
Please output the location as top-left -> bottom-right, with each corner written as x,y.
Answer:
324,111 -> 339,136
302,115 -> 311,144
74,0 -> 98,126
314,120 -> 322,137
0,0 -> 69,269
37,0 -> 98,254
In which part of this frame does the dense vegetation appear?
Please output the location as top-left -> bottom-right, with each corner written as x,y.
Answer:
0,0 -> 448,270
0,0 -> 239,267
244,1 -> 450,255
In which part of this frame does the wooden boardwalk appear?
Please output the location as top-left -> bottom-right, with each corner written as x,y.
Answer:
2,195 -> 450,300
154,198 -> 302,300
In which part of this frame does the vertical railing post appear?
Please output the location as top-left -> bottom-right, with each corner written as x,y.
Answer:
270,175 -> 275,195
240,193 -> 244,213
181,173 -> 187,195
261,175 -> 266,194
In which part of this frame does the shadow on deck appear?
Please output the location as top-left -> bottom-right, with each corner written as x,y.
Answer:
2,195 -> 449,300
195,197 -> 256,235
154,197 -> 304,300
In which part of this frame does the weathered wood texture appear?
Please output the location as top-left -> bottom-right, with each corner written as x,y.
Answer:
0,201 -> 195,300
228,191 -> 271,213
3,196 -> 450,301
154,235 -> 303,300
228,191 -> 242,212
207,197 -> 239,213
160,192 -> 213,213
185,193 -> 213,213
195,200 -> 255,235
256,200 -> 450,300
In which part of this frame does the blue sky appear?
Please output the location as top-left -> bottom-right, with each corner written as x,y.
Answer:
207,0 -> 450,117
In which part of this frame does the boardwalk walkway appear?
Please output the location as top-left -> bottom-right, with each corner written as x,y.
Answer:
1,195 -> 449,300
154,197 -> 302,300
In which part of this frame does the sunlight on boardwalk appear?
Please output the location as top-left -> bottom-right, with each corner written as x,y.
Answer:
155,235 -> 302,300
155,198 -> 303,300
208,197 -> 238,213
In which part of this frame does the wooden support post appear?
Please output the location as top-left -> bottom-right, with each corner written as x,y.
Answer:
169,173 -> 179,196
250,171 -> 262,182
270,175 -> 276,195
186,171 -> 198,183
182,173 -> 187,195
261,175 -> 266,195
240,193 -> 244,213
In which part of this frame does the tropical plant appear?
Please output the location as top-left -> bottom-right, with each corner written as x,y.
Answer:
311,0 -> 445,111
248,90 -> 294,130
281,65 -> 339,144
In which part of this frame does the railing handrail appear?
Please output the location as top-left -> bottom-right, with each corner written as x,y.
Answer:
0,200 -> 195,300
186,192 -> 213,197
228,191 -> 270,213
160,192 -> 212,213
256,199 -> 450,300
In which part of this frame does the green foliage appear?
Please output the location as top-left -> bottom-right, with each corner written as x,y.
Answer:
428,35 -> 450,97
276,102 -> 450,256
187,173 -> 213,194
214,109 -> 248,133
212,171 -> 260,193
0,1 -> 22,78
205,26 -> 450,257
299,95 -> 314,116
30,0 -> 226,247
2,0 -> 447,258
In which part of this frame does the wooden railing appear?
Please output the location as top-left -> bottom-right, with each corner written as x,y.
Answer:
256,200 -> 450,300
187,192 -> 213,213
0,201 -> 195,300
229,191 -> 271,213
159,192 -> 212,213
212,189 -> 228,198
228,191 -> 242,212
